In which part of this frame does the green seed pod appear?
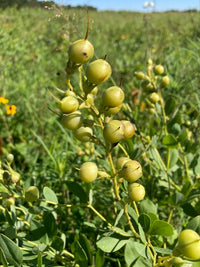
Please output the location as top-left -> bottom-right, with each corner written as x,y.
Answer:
66,89 -> 76,97
68,39 -> 94,64
169,257 -> 184,267
11,171 -> 20,183
7,154 -> 14,164
128,183 -> 145,202
149,92 -> 160,103
74,127 -> 93,142
25,186 -> 39,202
121,120 -> 135,140
116,157 -> 131,170
121,160 -> 142,182
173,229 -> 200,260
154,64 -> 164,75
102,105 -> 122,116
161,76 -> 170,87
2,197 -> 15,208
60,96 -> 79,114
86,59 -> 112,85
141,80 -> 154,91
62,111 -> 83,130
103,120 -> 124,144
79,162 -> 98,183
90,86 -> 98,95
134,71 -> 145,80
102,86 -> 124,108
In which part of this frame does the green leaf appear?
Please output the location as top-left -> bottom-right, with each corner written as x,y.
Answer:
51,237 -> 64,252
182,203 -> 198,217
194,156 -> 200,175
162,134 -> 178,148
0,246 -> 8,267
43,212 -> 57,238
0,233 -> 23,266
66,181 -> 88,203
149,220 -> 174,236
178,131 -> 188,143
147,212 -> 158,225
149,147 -> 166,171
72,240 -> 88,263
124,239 -> 151,267
96,236 -> 128,253
139,199 -> 157,214
124,239 -> 140,266
95,248 -> 104,267
43,187 -> 58,204
169,149 -> 179,169
186,216 -> 200,235
79,234 -> 92,265
138,213 -> 151,233
154,247 -> 172,255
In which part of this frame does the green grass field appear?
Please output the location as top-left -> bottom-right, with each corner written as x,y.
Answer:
0,6 -> 200,266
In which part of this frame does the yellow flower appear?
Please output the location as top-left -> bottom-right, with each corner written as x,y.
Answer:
6,105 -> 17,115
121,34 -> 126,40
0,96 -> 9,104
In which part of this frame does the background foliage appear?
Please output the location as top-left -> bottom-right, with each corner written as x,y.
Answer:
0,3 -> 200,266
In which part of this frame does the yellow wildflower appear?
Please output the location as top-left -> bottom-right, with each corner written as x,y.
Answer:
6,105 -> 17,115
121,34 -> 126,40
0,96 -> 9,104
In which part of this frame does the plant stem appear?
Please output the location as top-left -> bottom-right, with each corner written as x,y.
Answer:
123,203 -> 140,238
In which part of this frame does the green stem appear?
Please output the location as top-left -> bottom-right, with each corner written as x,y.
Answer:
123,203 -> 140,238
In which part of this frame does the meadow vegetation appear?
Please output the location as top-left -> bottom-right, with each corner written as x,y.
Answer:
0,4 -> 200,266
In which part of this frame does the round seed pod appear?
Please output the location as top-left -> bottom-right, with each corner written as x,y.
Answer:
7,154 -> 14,164
128,183 -> 145,202
62,111 -> 83,130
173,229 -> 200,260
74,127 -> 93,142
149,92 -> 160,103
121,120 -> 135,140
60,96 -> 79,114
161,76 -> 170,87
2,197 -> 15,208
103,120 -> 124,144
102,105 -> 122,116
68,39 -> 94,64
121,160 -> 142,182
141,80 -> 154,91
135,71 -> 145,80
102,86 -> 124,108
154,64 -> 164,75
116,157 -> 131,170
25,186 -> 39,202
86,59 -> 112,85
79,162 -> 98,183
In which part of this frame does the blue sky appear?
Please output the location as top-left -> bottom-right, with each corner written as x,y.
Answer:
52,0 -> 200,11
